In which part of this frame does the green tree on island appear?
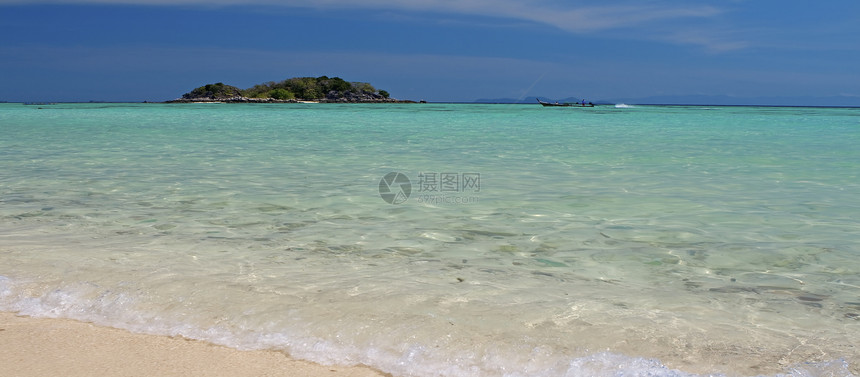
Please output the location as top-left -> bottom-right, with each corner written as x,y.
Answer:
178,76 -> 396,102
183,82 -> 242,99
267,88 -> 295,100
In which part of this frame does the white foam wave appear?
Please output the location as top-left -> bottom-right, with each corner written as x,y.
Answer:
615,103 -> 635,108
0,276 -> 854,377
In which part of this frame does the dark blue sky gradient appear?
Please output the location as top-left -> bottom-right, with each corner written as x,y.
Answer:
1,2 -> 858,104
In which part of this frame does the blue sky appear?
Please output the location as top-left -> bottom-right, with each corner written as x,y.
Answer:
1,0 -> 859,104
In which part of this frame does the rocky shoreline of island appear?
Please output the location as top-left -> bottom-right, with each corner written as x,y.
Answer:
165,77 -> 416,104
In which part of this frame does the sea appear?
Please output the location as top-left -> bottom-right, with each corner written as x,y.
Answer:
1,102 -> 858,377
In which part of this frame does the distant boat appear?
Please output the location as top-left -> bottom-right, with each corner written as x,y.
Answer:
537,99 -> 594,107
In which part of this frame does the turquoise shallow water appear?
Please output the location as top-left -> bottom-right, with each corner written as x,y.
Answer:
1,103 -> 859,376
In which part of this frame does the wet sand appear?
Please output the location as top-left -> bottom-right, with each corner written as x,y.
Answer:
0,312 -> 387,377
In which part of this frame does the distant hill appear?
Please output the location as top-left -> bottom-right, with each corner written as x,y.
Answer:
169,76 -> 412,103
474,94 -> 860,107
473,96 -> 606,104
604,94 -> 860,107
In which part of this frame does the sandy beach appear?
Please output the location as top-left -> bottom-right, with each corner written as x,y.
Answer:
0,312 -> 387,377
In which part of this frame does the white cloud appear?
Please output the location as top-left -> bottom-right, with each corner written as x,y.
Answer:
0,0 -> 721,33
0,0 -> 744,51
664,30 -> 750,53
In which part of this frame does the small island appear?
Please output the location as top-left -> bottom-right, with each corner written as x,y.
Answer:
167,76 -> 414,103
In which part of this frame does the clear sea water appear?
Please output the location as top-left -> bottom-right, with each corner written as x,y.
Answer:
1,102 -> 858,377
